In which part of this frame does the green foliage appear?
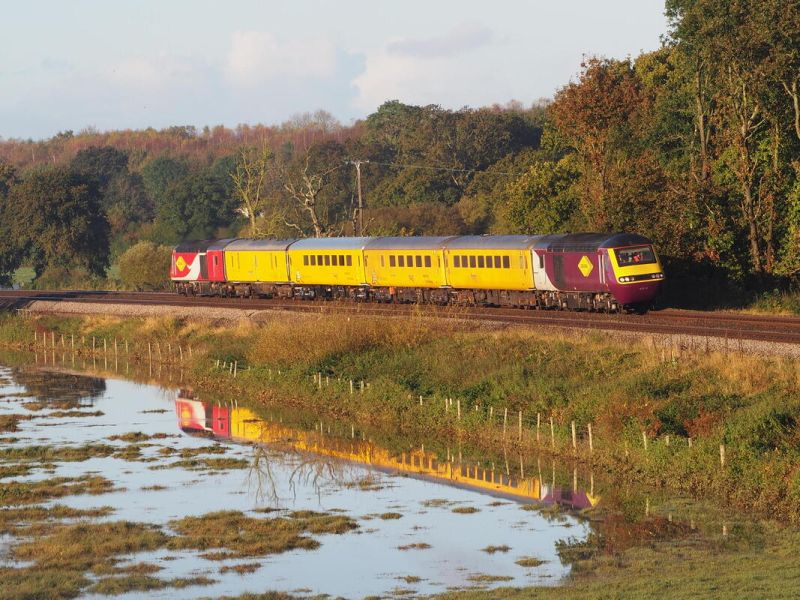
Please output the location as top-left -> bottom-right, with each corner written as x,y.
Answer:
8,166 -> 110,281
118,241 -> 172,291
153,171 -> 238,243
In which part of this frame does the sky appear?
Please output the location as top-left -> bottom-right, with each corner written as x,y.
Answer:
0,0 -> 668,140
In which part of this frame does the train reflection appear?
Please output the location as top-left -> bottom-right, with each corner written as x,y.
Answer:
175,391 -> 600,510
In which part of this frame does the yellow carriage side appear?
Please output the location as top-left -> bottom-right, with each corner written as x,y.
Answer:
363,237 -> 454,288
287,237 -> 372,286
223,239 -> 295,283
442,236 -> 538,291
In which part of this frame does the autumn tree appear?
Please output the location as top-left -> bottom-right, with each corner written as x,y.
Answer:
230,144 -> 275,237
550,57 -> 642,229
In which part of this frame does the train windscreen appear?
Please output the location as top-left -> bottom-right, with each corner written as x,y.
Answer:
614,246 -> 656,266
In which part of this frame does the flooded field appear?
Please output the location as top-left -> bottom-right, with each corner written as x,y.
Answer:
0,351 -> 751,599
0,357 -> 592,599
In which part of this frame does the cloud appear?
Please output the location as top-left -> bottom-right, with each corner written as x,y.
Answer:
386,23 -> 494,58
226,30 -> 336,85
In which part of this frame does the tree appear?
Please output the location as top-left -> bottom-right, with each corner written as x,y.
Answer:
8,166 -> 110,280
550,57 -> 642,230
153,171 -> 238,243
281,142 -> 352,237
118,241 -> 172,290
0,161 -> 22,285
70,146 -> 129,198
230,145 -> 275,237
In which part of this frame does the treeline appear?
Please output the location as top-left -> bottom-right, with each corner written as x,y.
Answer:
0,0 -> 798,301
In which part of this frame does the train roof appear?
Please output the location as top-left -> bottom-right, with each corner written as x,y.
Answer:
364,236 -> 458,250
225,238 -> 298,251
534,232 -> 654,252
289,237 -> 374,251
442,235 -> 541,250
174,239 -> 236,253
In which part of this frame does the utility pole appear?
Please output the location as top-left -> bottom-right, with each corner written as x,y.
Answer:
347,159 -> 369,236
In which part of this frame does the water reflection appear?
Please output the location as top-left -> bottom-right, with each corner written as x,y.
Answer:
11,366 -> 105,407
175,391 -> 601,511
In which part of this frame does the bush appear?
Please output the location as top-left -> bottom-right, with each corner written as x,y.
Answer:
118,241 -> 172,291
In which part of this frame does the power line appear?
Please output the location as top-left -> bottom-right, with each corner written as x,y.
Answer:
368,160 -> 519,176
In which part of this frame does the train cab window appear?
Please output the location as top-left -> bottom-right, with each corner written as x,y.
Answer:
390,255 -> 396,267
615,246 -> 656,265
469,256 -> 476,269
415,255 -> 422,267
502,256 -> 510,269
477,256 -> 485,268
347,255 -> 352,266
398,256 -> 405,267
424,256 -> 431,268
454,256 -> 461,268
303,255 -> 309,266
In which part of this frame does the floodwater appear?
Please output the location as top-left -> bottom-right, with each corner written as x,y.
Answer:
0,358 -> 591,599
0,352 -> 740,599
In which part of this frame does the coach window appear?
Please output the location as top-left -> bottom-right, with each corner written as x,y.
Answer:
310,255 -> 316,266
390,255 -> 396,267
322,255 -> 329,266
415,255 -> 422,267
494,256 -> 502,268
477,256 -> 484,268
502,256 -> 510,269
486,255 -> 493,267
347,255 -> 352,266
469,256 -> 476,269
453,256 -> 460,268
303,255 -> 309,266
398,255 -> 405,267
340,255 -> 346,266
424,256 -> 431,268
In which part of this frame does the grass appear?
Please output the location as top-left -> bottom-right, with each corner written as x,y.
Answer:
482,545 -> 511,554
0,475 -> 117,506
167,510 -> 358,559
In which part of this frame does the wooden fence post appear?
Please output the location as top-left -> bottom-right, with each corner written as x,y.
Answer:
518,411 -> 522,442
503,408 -> 508,440
549,416 -> 555,450
587,423 -> 594,454
571,421 -> 577,453
642,431 -> 648,452
536,412 -> 541,444
720,444 -> 725,468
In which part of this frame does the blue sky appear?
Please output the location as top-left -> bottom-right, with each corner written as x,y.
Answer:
1,1 -> 668,140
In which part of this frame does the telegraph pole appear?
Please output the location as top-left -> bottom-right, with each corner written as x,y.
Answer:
347,159 -> 369,236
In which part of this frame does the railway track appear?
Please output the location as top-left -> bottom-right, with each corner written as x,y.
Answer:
1,289 -> 800,346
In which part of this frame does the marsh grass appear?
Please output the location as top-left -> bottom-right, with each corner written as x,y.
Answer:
482,545 -> 511,554
398,543 -> 431,550
168,510 -> 357,558
0,475 -> 117,506
515,557 -> 545,568
151,457 -> 250,471
452,506 -> 480,514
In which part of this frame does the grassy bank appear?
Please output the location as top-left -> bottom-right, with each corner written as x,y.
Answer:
2,311 -> 800,524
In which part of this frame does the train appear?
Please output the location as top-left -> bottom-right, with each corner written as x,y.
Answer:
170,232 -> 665,312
